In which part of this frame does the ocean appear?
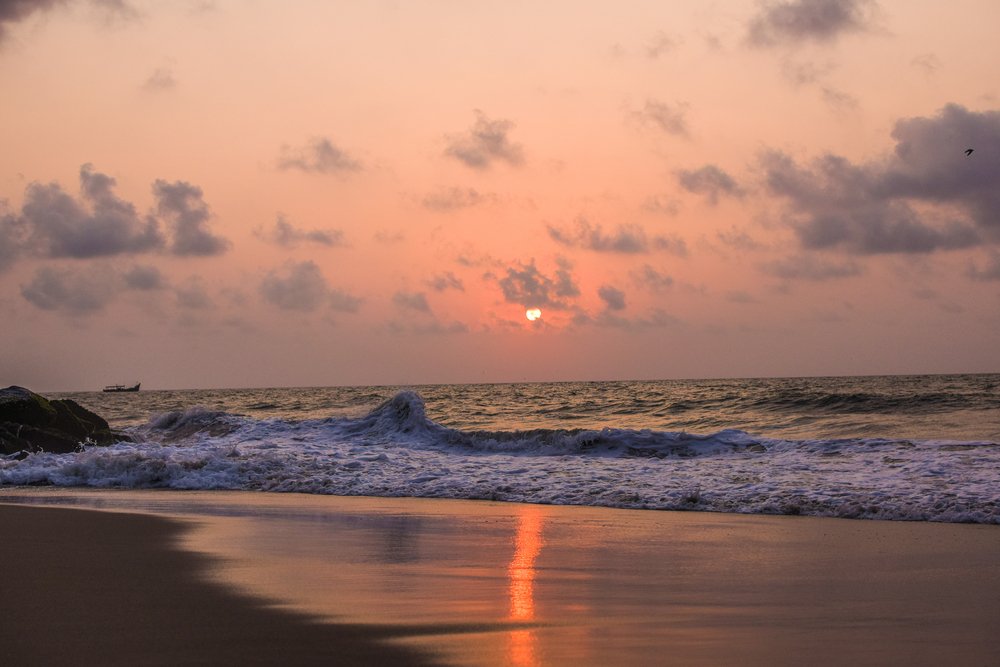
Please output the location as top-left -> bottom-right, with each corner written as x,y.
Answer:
3,374 -> 999,523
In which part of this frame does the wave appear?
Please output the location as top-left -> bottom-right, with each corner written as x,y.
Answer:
2,391 -> 999,524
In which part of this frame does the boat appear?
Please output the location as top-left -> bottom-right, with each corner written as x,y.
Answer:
103,382 -> 141,393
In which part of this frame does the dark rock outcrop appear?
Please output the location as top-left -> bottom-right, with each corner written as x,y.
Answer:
0,386 -> 125,457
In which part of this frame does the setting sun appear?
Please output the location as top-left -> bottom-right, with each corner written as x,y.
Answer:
525,308 -> 542,321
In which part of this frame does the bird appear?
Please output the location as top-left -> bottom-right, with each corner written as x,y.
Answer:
965,148 -> 974,156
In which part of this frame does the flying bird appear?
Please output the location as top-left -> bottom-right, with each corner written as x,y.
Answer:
965,148 -> 974,156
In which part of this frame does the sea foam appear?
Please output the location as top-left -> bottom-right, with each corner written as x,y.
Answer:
2,391 -> 999,523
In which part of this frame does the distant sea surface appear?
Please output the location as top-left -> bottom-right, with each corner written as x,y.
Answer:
3,374 -> 999,523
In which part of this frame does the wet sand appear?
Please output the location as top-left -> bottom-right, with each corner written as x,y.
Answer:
0,503 -> 440,667
2,491 -> 1000,666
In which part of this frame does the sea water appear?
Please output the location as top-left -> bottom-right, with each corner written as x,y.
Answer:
2,374 -> 998,523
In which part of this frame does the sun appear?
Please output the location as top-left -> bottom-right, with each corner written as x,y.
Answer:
525,308 -> 542,321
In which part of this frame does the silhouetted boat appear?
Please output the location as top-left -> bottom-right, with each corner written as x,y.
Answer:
103,382 -> 140,393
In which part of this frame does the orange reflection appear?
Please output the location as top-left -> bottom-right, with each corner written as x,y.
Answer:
507,508 -> 544,667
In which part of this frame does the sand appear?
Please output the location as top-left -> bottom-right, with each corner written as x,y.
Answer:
2,490 -> 1000,666
0,503 -> 440,666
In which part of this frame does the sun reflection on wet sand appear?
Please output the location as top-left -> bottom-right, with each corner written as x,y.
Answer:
507,507 -> 544,667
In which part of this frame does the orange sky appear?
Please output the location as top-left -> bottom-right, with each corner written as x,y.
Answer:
1,0 -> 998,390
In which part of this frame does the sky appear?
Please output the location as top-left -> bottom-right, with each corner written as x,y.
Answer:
1,0 -> 999,391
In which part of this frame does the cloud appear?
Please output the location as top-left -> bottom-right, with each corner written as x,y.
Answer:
761,255 -> 862,281
0,209 -> 23,272
392,291 -> 431,314
676,165 -> 745,204
645,31 -> 677,59
256,214 -> 345,248
153,179 -> 230,256
12,164 -> 163,259
444,110 -> 524,169
20,265 -> 118,315
259,261 -> 329,312
426,272 -> 464,292
548,218 -> 688,256
0,1 -> 137,44
388,320 -> 469,335
142,67 -> 176,92
123,264 -> 165,290
717,227 -> 764,251
631,264 -> 674,291
574,308 -> 679,330
911,53 -> 941,76
2,166 -> 233,266
642,195 -> 681,216
174,279 -> 212,309
763,104 -> 1000,254
632,98 -> 690,137
746,0 -> 878,48
497,258 -> 579,308
726,290 -> 757,303
968,252 -> 1000,281
0,0 -> 61,44
259,261 -> 362,314
328,288 -> 362,313
597,284 -> 626,311
277,137 -> 362,174
421,187 -> 495,212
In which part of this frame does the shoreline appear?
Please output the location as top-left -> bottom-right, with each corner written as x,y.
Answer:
3,490 -> 1000,665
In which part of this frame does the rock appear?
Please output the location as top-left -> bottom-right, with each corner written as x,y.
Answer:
0,386 -> 126,457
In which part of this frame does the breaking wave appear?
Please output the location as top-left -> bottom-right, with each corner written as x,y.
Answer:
3,391 -> 999,524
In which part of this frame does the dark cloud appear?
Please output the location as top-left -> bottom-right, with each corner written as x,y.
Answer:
277,138 -> 362,174
761,255 -> 862,281
676,165 -> 744,204
746,0 -> 878,48
0,0 -> 136,43
426,272 -> 464,292
548,218 -> 688,256
597,284 -> 626,311
763,104 -> 1000,254
12,164 -> 163,259
444,110 -> 524,170
632,99 -> 689,137
498,258 -> 579,308
631,264 -> 674,291
20,265 -> 117,315
2,166 -> 232,266
142,67 -> 176,92
256,214 -> 344,248
259,261 -> 330,312
123,264 -> 165,290
421,187 -> 495,212
392,291 -> 431,314
0,0 -> 61,43
153,179 -> 229,256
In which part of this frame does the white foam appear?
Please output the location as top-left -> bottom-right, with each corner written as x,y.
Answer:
2,391 -> 998,523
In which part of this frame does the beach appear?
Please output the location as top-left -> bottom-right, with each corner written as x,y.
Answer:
3,490 -> 1000,666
